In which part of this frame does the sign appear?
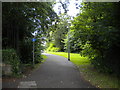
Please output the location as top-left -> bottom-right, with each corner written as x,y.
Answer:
32,38 -> 36,42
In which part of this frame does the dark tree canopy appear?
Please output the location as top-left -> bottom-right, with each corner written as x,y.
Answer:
71,2 -> 120,74
2,2 -> 58,63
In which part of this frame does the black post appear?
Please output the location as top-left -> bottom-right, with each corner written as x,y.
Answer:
68,27 -> 70,61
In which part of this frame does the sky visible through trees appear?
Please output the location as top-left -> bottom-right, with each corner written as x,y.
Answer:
53,0 -> 82,17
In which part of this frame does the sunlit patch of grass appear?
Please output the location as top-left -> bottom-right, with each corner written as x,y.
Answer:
34,55 -> 47,68
41,55 -> 47,63
47,52 -> 90,65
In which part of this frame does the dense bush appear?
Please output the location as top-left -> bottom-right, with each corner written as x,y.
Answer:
46,43 -> 60,52
2,49 -> 20,75
34,40 -> 44,64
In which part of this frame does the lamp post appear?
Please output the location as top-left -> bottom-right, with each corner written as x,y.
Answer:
68,31 -> 70,61
67,22 -> 71,61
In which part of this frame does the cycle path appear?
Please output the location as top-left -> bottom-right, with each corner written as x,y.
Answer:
18,53 -> 96,88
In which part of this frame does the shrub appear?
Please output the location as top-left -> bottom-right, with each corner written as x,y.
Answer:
80,43 -> 113,73
91,56 -> 113,73
19,39 -> 33,64
46,43 -> 55,51
51,47 -> 60,52
2,49 -> 20,75
46,43 -> 60,52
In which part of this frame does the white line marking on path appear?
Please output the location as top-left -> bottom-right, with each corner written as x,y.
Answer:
18,81 -> 37,88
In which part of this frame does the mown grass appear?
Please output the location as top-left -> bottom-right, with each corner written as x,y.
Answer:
47,52 -> 90,65
42,54 -> 47,60
47,52 -> 120,88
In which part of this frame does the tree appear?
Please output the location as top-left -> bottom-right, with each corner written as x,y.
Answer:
71,2 -> 120,74
2,2 -> 58,64
46,14 -> 71,52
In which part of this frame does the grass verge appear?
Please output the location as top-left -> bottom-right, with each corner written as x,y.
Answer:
34,55 -> 47,69
47,52 -> 120,88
